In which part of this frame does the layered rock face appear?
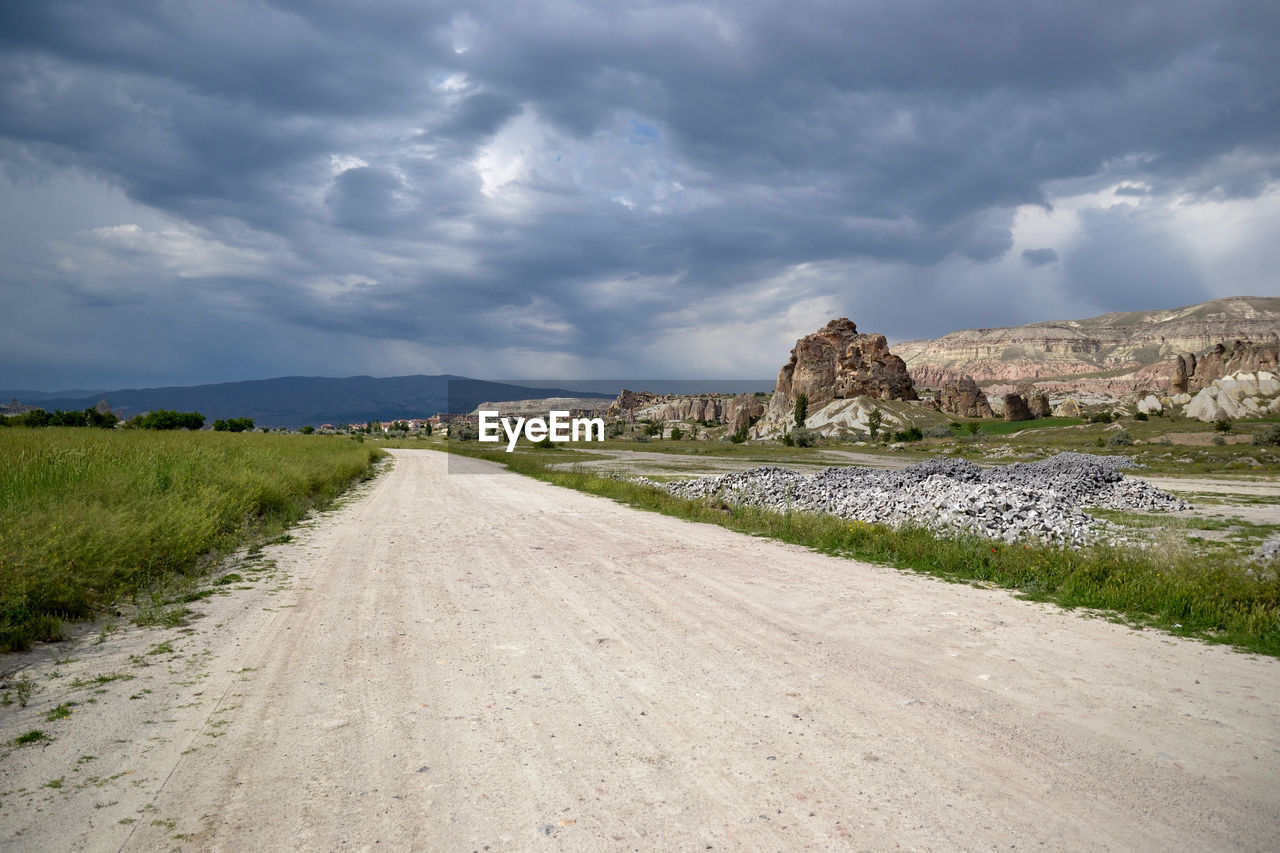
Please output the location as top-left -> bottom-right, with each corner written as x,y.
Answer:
897,296 -> 1280,390
608,390 -> 765,433
934,376 -> 993,418
757,318 -> 916,435
1170,341 -> 1280,393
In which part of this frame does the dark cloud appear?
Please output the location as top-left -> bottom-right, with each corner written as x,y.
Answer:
1,0 -> 1278,386
1022,248 -> 1059,267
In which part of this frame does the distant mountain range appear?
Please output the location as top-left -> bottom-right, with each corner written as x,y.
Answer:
895,296 -> 1280,390
0,375 -> 613,428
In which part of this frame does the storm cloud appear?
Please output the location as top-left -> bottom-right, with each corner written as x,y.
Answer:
1,1 -> 1277,387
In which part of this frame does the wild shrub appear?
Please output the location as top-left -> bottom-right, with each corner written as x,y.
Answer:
1254,424 -> 1280,447
1107,429 -> 1134,447
791,428 -> 818,447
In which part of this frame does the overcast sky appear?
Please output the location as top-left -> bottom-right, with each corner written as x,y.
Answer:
2,1 -> 1278,389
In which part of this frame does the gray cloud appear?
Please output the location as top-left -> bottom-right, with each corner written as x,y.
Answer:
1,0 -> 1278,387
1022,248 -> 1059,267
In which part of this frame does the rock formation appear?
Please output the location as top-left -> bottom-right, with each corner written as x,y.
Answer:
756,318 -> 916,435
1054,397 -> 1082,417
1182,371 -> 1280,422
1026,390 -> 1052,419
897,296 -> 1280,392
608,390 -> 765,433
934,376 -> 993,418
1002,393 -> 1032,422
1170,340 -> 1280,393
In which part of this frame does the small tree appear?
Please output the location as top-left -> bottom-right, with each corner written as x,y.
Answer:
669,425 -> 683,441
300,425 -> 315,434
1214,417 -> 1233,433
794,393 -> 808,428
425,422 -> 433,436
867,408 -> 883,440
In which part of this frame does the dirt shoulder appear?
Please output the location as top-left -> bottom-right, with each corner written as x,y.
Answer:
2,449 -> 1277,850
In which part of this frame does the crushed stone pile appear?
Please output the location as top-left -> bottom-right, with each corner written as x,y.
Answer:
653,453 -> 1189,546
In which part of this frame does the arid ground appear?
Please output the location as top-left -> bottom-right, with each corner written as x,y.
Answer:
2,449 -> 1278,851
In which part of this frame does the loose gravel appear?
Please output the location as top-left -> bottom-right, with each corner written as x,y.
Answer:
649,453 -> 1189,546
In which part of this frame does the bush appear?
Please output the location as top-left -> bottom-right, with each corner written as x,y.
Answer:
1107,429 -> 1134,447
924,424 -> 954,438
451,424 -> 478,441
1254,424 -> 1280,447
213,417 -> 254,432
892,426 -> 924,443
790,428 -> 818,447
1214,417 -> 1234,433
779,432 -> 794,446
1212,435 -> 1227,446
643,421 -> 662,437
1088,412 -> 1113,424
299,425 -> 315,435
964,422 -> 981,436
129,410 -> 205,430
1134,411 -> 1149,421
669,426 -> 683,441
633,434 -> 651,443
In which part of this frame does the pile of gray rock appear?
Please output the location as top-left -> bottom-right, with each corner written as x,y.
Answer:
656,453 -> 1188,546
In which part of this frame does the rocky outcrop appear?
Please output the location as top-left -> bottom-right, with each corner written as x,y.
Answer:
757,318 -> 916,435
1136,395 -> 1164,415
1002,393 -> 1032,422
1182,371 -> 1280,422
473,398 -> 612,419
608,389 -> 765,432
934,376 -> 993,418
1171,340 -> 1280,393
1054,397 -> 1082,417
725,394 -> 766,433
1026,390 -> 1052,419
898,296 -> 1280,390
607,389 -> 664,420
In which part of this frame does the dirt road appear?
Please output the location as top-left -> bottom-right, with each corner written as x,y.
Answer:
3,448 -> 1278,851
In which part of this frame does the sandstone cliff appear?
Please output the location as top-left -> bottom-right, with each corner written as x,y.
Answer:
896,296 -> 1280,391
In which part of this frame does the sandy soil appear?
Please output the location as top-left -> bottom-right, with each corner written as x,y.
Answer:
2,448 -> 1278,851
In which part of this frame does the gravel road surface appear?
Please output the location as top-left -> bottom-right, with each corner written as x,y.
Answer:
2,448 -> 1277,851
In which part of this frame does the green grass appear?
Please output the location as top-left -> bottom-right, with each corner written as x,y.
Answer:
973,417 -> 1085,435
445,440 -> 1280,657
12,729 -> 50,746
0,428 -> 385,652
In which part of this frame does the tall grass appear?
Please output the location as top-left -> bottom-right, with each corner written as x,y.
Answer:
0,428 -> 384,651
446,441 -> 1280,657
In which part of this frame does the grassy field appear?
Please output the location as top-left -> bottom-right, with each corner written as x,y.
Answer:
440,438 -> 1280,657
0,428 -> 384,651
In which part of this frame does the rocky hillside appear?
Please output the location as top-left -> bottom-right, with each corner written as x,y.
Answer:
895,296 -> 1280,391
